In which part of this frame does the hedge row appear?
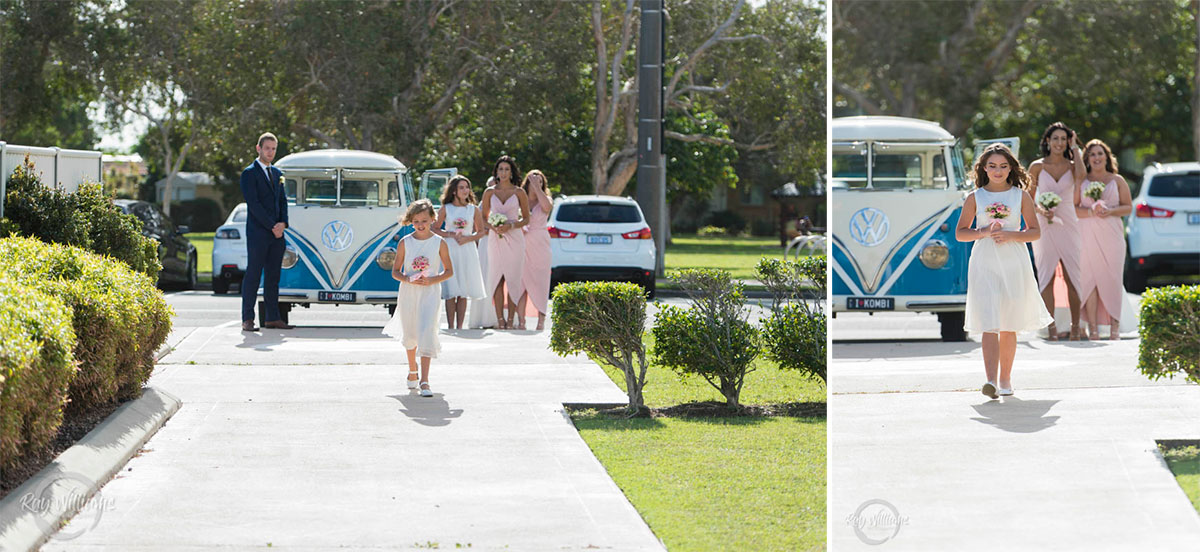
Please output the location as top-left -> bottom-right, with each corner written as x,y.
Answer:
0,237 -> 172,469
0,273 -> 77,470
1139,285 -> 1199,385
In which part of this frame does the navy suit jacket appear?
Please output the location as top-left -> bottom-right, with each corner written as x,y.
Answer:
240,161 -> 289,242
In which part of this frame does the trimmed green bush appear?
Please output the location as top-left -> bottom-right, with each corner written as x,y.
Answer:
1139,285 -> 1199,385
3,156 -> 161,277
550,281 -> 649,415
697,225 -> 728,237
0,237 -> 172,412
756,256 -> 827,384
652,269 -> 759,409
0,272 -> 77,470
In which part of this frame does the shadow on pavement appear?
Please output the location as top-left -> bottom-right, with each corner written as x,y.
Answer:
970,397 -> 1061,433
832,340 -> 982,358
389,393 -> 463,427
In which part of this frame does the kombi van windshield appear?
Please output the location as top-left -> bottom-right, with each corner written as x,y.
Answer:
833,141 -> 966,190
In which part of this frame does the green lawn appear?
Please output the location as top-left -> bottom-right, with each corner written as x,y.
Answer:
664,234 -> 789,280
187,232 -> 214,283
574,415 -> 826,552
572,332 -> 826,551
1162,445 -> 1200,514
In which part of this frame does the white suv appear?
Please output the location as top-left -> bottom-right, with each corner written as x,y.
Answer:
1125,162 -> 1199,292
211,203 -> 248,294
548,195 -> 657,298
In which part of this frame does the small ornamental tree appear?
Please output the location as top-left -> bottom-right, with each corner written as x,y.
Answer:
652,269 -> 759,409
757,256 -> 827,384
549,281 -> 650,416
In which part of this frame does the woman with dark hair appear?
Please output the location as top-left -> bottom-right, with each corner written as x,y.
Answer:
433,175 -> 486,329
955,143 -> 1052,399
480,155 -> 531,329
519,170 -> 553,331
1028,122 -> 1086,340
1076,140 -> 1133,340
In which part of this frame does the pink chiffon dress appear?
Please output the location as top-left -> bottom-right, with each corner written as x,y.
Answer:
1032,169 -> 1083,292
1076,177 -> 1126,323
486,192 -> 526,304
521,197 -> 552,314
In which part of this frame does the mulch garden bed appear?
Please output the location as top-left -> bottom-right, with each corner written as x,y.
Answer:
0,401 -> 126,501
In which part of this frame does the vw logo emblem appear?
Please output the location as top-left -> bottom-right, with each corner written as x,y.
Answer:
321,220 -> 354,251
849,207 -> 889,247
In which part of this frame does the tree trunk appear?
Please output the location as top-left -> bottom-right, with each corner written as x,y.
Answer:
1194,0 -> 1199,162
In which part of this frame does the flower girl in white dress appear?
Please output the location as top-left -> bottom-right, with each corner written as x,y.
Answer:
955,143 -> 1053,399
433,175 -> 486,329
383,199 -> 454,397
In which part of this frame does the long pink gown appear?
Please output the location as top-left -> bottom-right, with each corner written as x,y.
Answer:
486,192 -> 526,304
521,198 -> 552,314
1076,178 -> 1125,323
1032,169 -> 1083,292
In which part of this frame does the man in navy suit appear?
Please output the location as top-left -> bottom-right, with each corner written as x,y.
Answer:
240,132 -> 294,331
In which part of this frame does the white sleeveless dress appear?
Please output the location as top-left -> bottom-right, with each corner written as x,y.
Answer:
440,203 -> 486,300
964,186 -> 1055,333
382,234 -> 444,357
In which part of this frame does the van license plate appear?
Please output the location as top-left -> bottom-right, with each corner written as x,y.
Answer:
587,234 -> 612,244
318,291 -> 356,302
847,297 -> 894,310
1188,213 -> 1200,225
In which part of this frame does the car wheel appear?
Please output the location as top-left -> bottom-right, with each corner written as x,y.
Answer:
1124,260 -> 1148,294
642,275 -> 656,300
212,275 -> 229,295
186,255 -> 198,290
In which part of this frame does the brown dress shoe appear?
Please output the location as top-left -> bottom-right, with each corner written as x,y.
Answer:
263,320 -> 295,330
242,321 -> 259,332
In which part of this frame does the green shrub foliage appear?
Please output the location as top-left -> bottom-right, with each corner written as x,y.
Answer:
0,237 -> 172,413
550,281 -> 649,414
0,272 -> 77,470
652,269 -> 759,409
756,256 -> 827,384
1139,285 -> 1199,385
2,156 -> 161,277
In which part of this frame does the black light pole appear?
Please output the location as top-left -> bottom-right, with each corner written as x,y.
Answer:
636,0 -> 666,277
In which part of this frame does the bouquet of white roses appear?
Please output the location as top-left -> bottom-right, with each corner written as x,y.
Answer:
1036,192 -> 1062,224
488,212 -> 509,239
1084,181 -> 1106,201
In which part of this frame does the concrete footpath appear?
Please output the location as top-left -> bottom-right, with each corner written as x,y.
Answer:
830,335 -> 1200,551
42,322 -> 664,551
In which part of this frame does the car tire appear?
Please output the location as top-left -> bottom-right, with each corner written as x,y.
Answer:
938,311 -> 967,342
642,275 -> 656,300
186,255 -> 198,290
212,276 -> 229,295
1124,260 -> 1148,294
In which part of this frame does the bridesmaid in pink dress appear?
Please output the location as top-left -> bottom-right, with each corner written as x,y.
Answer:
520,170 -> 553,331
1028,122 -> 1086,340
1077,139 -> 1133,340
480,155 -> 530,330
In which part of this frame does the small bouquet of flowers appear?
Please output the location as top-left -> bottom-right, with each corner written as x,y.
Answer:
488,212 -> 509,239
984,202 -> 1010,221
410,255 -> 430,280
452,217 -> 469,235
1085,181 -> 1106,201
1036,192 -> 1062,224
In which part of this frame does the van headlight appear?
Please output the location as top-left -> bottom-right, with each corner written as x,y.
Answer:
919,239 -> 949,269
282,245 -> 299,269
376,247 -> 396,270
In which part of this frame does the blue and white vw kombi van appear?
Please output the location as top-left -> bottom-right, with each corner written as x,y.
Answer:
831,116 -> 986,341
265,149 -> 454,322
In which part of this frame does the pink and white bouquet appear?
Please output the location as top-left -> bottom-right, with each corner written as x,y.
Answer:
984,202 -> 1010,221
411,255 -> 430,279
488,212 -> 509,239
1036,192 -> 1062,224
452,217 -> 469,234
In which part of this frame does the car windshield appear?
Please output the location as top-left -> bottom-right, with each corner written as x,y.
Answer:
556,203 -> 642,223
1148,173 -> 1200,198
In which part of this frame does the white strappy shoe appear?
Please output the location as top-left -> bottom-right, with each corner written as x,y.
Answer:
419,381 -> 433,398
407,368 -> 420,390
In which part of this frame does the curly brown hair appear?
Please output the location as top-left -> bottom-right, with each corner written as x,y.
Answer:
402,198 -> 436,225
972,143 -> 1030,191
440,175 -> 477,205
1083,139 -> 1119,175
